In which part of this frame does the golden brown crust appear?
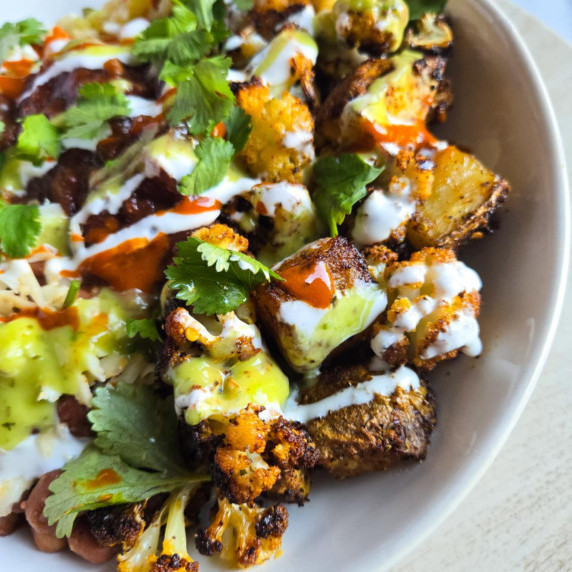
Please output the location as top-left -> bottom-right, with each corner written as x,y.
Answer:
299,365 -> 436,478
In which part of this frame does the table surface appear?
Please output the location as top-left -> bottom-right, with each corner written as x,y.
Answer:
509,0 -> 572,44
391,1 -> 572,570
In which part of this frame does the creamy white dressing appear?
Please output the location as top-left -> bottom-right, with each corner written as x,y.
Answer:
279,300 -> 326,332
282,130 -> 314,156
284,366 -> 421,424
248,31 -> 318,89
62,125 -> 112,152
352,189 -> 415,246
119,18 -> 150,40
0,424 -> 89,516
281,5 -> 316,35
388,263 -> 426,287
20,46 -> 136,101
125,95 -> 163,118
255,182 -> 313,217
427,262 -> 482,299
422,307 -> 482,359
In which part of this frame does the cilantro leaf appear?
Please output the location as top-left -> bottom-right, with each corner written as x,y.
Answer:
0,120 -> 5,136
16,114 -> 60,165
133,2 -> 212,66
185,0 -> 217,33
44,382 -> 209,538
44,446 -> 201,538
126,318 -> 161,341
89,383 -> 183,473
235,0 -> 254,10
179,136 -> 234,196
313,154 -> 384,236
0,18 -> 46,62
62,279 -> 81,308
406,0 -> 448,21
64,83 -> 131,140
166,237 -> 281,315
167,56 -> 234,133
0,203 -> 41,258
224,106 -> 252,153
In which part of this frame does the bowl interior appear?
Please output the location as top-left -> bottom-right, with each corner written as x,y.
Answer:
1,0 -> 568,570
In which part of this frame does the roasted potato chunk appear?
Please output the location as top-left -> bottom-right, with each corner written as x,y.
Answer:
253,237 -> 387,372
407,146 -> 510,250
296,364 -> 436,478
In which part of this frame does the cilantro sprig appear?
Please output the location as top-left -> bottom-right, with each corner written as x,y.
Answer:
406,0 -> 448,21
179,136 -> 234,196
166,237 -> 282,315
0,202 -> 41,258
63,83 -> 131,140
0,18 -> 46,62
44,383 -> 208,538
15,115 -> 61,165
126,318 -> 161,341
313,154 -> 384,236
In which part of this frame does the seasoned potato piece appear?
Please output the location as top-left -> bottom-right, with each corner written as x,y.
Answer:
235,80 -> 315,183
253,237 -> 387,372
407,146 -> 510,250
294,364 -> 436,478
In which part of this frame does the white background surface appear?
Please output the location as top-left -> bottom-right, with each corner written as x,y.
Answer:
393,1 -> 572,570
509,0 -> 572,43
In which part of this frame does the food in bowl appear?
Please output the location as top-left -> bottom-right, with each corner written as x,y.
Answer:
0,0 -> 510,569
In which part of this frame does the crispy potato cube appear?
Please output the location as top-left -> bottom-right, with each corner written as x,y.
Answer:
296,364 -> 436,478
253,237 -> 387,372
407,145 -> 510,249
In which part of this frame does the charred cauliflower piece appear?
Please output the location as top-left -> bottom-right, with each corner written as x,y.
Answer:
292,364 -> 436,478
254,237 -> 387,372
332,0 -> 409,55
196,498 -> 288,568
406,13 -> 454,53
407,145 -> 511,250
370,247 -> 482,372
235,80 -> 315,183
249,0 -> 315,39
212,405 -> 318,505
224,182 -> 323,265
315,50 -> 451,153
244,27 -> 318,101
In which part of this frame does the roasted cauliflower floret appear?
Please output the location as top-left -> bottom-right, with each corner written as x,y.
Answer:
370,247 -> 482,372
196,497 -> 288,568
406,13 -> 453,52
212,405 -> 318,505
235,81 -> 315,183
293,364 -> 436,478
249,0 -> 314,40
254,237 -> 387,372
315,51 -> 451,153
224,182 -> 323,265
332,0 -> 409,55
117,487 -> 200,572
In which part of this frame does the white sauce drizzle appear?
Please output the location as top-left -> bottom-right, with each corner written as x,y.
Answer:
125,95 -> 163,118
20,46 -> 136,101
282,130 -> 314,156
284,366 -> 420,424
119,18 -> 150,40
256,182 -> 313,217
352,189 -> 416,246
281,5 -> 316,35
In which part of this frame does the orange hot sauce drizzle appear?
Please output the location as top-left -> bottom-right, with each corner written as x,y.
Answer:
85,468 -> 122,490
280,260 -> 335,309
362,118 -> 438,150
0,306 -> 80,331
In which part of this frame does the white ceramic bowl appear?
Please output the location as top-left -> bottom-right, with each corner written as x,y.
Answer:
1,0 -> 569,570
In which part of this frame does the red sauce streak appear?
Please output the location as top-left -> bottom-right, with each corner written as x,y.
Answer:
0,306 -> 80,331
79,233 -> 170,293
362,118 -> 438,150
163,196 -> 222,216
85,468 -> 122,490
280,260 -> 335,309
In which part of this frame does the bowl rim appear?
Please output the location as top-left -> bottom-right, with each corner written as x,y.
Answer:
378,0 -> 571,569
